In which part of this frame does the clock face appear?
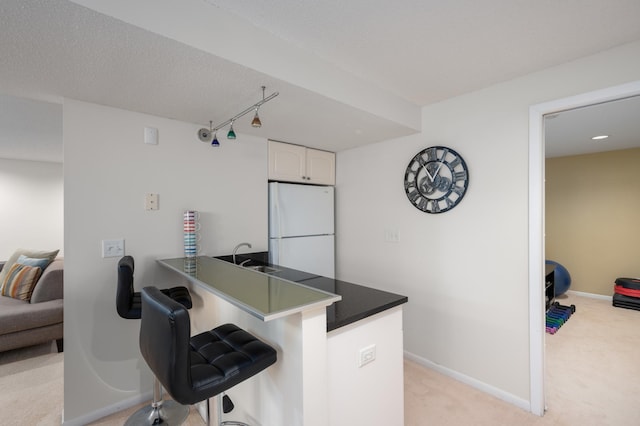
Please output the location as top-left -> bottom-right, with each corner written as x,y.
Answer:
404,146 -> 469,214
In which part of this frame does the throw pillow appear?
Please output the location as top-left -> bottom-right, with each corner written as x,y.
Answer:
0,263 -> 43,301
0,248 -> 59,286
16,255 -> 51,270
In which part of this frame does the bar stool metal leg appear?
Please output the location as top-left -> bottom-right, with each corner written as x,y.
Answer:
124,377 -> 189,426
205,393 -> 249,426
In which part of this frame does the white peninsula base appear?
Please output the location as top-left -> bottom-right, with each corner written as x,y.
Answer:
327,306 -> 404,426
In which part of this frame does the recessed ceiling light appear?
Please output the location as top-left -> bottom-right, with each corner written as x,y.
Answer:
591,135 -> 609,140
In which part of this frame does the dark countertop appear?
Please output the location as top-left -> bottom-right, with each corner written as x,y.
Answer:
216,252 -> 408,332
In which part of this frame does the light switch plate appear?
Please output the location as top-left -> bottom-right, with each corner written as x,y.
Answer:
102,239 -> 124,258
384,229 -> 400,243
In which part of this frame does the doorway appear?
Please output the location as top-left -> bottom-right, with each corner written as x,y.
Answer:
528,80 -> 640,415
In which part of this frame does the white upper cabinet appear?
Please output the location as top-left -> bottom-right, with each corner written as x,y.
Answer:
305,148 -> 335,185
268,140 -> 335,185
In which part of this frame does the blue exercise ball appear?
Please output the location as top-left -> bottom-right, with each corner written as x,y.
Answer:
546,260 -> 571,297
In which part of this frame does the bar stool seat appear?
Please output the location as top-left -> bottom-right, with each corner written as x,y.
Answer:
116,255 -> 193,426
140,286 -> 277,426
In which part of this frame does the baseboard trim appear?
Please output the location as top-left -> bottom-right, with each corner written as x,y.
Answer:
62,391 -> 152,426
403,351 -> 531,413
566,290 -> 612,301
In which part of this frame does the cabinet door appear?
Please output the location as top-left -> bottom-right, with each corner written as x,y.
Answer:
306,148 -> 336,185
268,140 -> 306,183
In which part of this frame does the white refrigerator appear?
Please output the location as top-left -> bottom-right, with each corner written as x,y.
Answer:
268,182 -> 335,278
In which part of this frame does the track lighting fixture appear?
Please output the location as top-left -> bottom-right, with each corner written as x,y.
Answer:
197,86 -> 278,146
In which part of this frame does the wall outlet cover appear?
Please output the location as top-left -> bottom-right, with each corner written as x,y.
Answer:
358,344 -> 376,368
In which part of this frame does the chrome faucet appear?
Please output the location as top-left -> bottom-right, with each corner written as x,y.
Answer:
232,242 -> 252,264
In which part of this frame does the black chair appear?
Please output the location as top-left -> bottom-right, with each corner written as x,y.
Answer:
140,286 -> 278,426
117,255 -> 192,319
116,255 -> 194,426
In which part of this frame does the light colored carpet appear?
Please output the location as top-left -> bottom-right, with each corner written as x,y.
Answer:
2,293 -> 639,425
0,341 -> 63,426
405,292 -> 640,425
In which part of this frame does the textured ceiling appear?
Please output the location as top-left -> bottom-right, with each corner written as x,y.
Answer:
0,0 -> 415,163
206,0 -> 640,105
1,0 -> 640,162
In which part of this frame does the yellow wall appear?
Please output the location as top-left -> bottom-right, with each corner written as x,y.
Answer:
546,148 -> 640,295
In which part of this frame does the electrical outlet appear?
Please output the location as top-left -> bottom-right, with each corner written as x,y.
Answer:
102,239 -> 125,258
358,344 -> 376,368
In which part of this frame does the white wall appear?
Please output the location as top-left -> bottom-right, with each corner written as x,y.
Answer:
336,40 -> 640,408
0,158 -> 63,259
63,99 -> 268,423
61,39 -> 640,422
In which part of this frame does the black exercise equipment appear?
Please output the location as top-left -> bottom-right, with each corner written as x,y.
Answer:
612,277 -> 640,311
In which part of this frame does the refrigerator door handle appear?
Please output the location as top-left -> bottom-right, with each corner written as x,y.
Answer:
269,239 -> 280,266
273,183 -> 282,239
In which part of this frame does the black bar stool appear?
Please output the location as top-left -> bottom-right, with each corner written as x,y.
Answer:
140,286 -> 277,426
116,255 -> 193,426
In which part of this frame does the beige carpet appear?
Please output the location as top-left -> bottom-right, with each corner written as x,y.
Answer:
0,341 -> 63,426
2,293 -> 639,425
405,292 -> 640,425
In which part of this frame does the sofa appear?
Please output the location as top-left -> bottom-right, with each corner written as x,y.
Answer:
0,258 -> 63,353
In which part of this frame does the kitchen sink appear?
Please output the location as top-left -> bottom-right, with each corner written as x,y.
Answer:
244,265 -> 281,274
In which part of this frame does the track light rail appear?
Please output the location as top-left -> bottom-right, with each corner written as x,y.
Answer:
210,90 -> 279,133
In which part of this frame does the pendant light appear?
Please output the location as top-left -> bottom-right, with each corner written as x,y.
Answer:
227,120 -> 236,139
251,107 -> 262,128
251,86 -> 265,128
211,132 -> 220,147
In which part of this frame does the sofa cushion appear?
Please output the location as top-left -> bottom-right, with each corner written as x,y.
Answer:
0,248 -> 59,286
0,298 -> 63,334
1,263 -> 42,301
30,259 -> 64,304
16,254 -> 51,270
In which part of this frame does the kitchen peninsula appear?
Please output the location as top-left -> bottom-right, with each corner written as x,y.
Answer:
159,256 -> 342,321
158,255 -> 407,426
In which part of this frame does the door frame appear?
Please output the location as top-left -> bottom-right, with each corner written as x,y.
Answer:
528,80 -> 640,416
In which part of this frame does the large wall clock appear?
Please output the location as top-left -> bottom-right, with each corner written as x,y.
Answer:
404,146 -> 469,214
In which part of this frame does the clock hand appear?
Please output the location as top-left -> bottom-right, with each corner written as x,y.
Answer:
422,164 -> 434,182
432,161 -> 444,179
432,148 -> 449,179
